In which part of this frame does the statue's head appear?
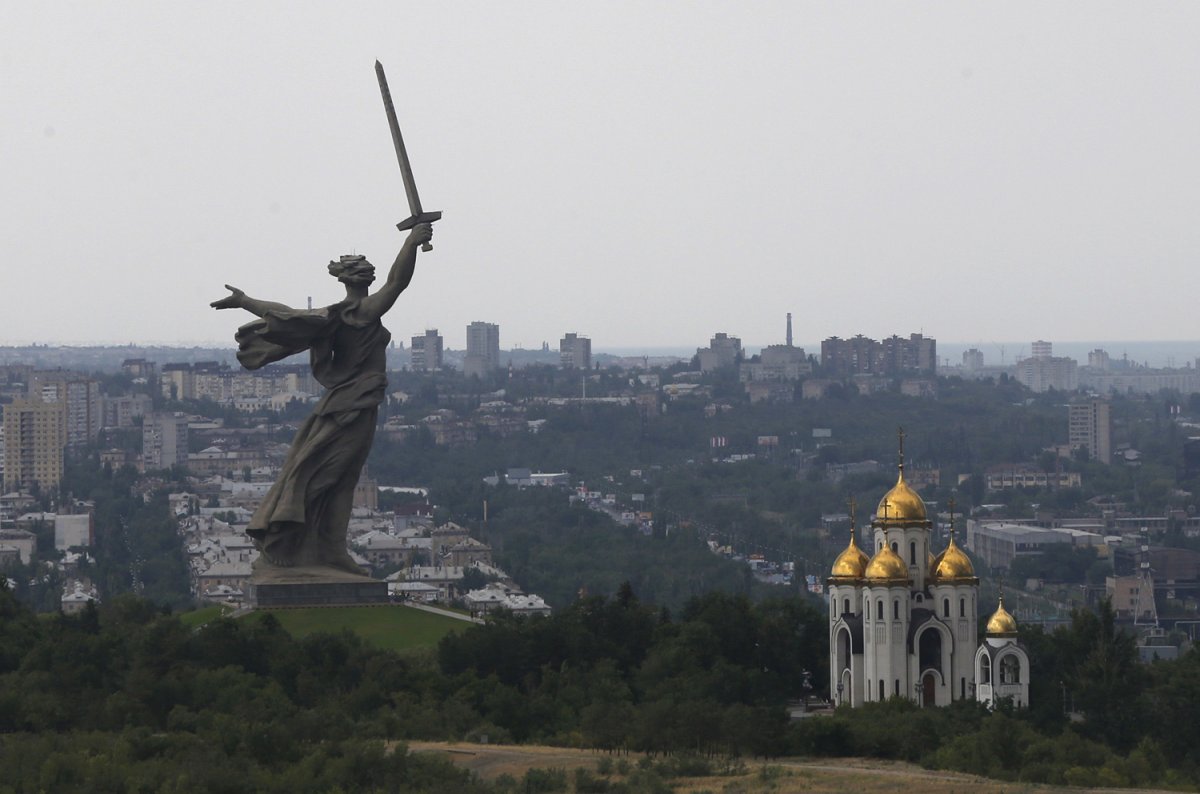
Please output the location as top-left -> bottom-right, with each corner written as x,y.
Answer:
328,255 -> 375,286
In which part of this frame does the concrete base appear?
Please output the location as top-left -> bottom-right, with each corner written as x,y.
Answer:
248,565 -> 389,608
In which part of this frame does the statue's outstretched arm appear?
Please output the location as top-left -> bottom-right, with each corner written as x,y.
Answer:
361,223 -> 432,320
210,285 -> 296,317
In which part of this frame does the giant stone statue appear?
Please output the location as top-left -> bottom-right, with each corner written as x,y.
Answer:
210,62 -> 439,603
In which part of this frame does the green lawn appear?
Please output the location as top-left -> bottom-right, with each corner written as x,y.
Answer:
178,604 -> 232,628
245,605 -> 468,652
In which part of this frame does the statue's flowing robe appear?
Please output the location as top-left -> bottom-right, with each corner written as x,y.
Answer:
234,301 -> 389,569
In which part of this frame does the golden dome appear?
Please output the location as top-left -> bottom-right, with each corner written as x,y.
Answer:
830,535 -> 869,580
931,537 -> 977,582
864,544 -> 909,583
986,598 -> 1018,637
875,469 -> 928,526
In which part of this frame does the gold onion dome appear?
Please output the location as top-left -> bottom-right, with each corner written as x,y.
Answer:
932,536 -> 977,582
876,471 -> 928,525
830,534 -> 869,580
865,543 -> 909,583
986,597 -> 1019,637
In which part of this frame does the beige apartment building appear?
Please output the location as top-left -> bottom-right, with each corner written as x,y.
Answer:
2,398 -> 66,492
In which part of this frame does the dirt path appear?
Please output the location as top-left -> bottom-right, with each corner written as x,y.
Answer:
405,741 -> 1179,794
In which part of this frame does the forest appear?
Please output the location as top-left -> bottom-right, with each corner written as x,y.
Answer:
4,580 -> 1200,791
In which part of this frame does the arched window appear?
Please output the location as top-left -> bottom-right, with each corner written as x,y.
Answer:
943,598 -> 950,617
865,600 -> 870,620
1000,655 -> 1021,684
910,541 -> 917,565
877,599 -> 884,619
843,598 -> 850,615
980,656 -> 991,684
879,680 -> 885,701
893,600 -> 900,619
891,541 -> 898,553
960,598 -> 966,617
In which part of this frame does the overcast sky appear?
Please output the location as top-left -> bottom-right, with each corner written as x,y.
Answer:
5,3 -> 1200,351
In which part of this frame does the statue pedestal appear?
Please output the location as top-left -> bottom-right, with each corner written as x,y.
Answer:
248,565 -> 388,608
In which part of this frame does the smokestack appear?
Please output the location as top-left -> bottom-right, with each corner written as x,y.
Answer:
786,312 -> 793,347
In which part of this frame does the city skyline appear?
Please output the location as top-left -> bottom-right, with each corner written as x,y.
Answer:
6,4 -> 1200,347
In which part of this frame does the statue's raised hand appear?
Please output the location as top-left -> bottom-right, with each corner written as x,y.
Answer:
210,284 -> 245,310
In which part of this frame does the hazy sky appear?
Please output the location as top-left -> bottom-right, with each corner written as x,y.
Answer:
5,3 -> 1200,351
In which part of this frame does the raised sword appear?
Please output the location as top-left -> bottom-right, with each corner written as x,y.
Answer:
376,60 -> 441,251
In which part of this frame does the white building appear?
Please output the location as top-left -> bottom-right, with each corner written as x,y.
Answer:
974,597 -> 1030,708
827,447 -> 1031,710
54,513 -> 93,550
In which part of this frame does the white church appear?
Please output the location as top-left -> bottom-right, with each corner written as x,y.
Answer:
827,443 -> 1030,709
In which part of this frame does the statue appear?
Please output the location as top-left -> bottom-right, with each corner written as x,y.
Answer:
210,61 -> 439,582
210,226 -> 431,573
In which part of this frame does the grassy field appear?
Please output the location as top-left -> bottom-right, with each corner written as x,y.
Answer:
406,742 -> 1178,794
243,605 -> 468,652
178,604 -> 232,628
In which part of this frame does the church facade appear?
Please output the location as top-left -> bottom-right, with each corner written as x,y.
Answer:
827,452 -> 1029,709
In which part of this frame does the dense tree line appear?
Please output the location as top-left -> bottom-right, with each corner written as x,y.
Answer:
0,587 -> 488,793
6,577 -> 1200,789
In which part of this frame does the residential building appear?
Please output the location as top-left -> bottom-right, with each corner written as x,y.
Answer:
983,464 -> 1082,491
1014,355 -> 1078,393
2,398 -> 66,492
464,321 -> 501,377
1069,398 -> 1112,464
102,393 -> 153,428
160,363 -> 194,400
559,333 -> 592,369
962,349 -> 984,371
410,329 -> 443,372
821,333 -> 936,377
142,412 -> 189,471
121,358 -> 158,381
1087,349 -> 1111,371
33,374 -> 101,449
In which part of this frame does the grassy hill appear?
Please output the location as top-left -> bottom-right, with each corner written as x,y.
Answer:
180,603 -> 470,652
245,605 -> 469,652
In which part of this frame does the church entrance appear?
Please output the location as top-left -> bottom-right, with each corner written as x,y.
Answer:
922,673 -> 936,707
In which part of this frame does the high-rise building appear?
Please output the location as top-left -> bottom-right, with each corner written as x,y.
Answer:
160,363 -> 194,400
1087,349 -> 1111,370
32,373 -> 100,449
410,329 -> 443,372
962,349 -> 984,371
1069,398 -> 1112,464
142,412 -> 189,471
2,398 -> 67,492
1031,340 -> 1053,359
559,333 -> 592,369
464,321 -> 500,377
1015,355 -> 1078,393
821,333 -> 936,377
